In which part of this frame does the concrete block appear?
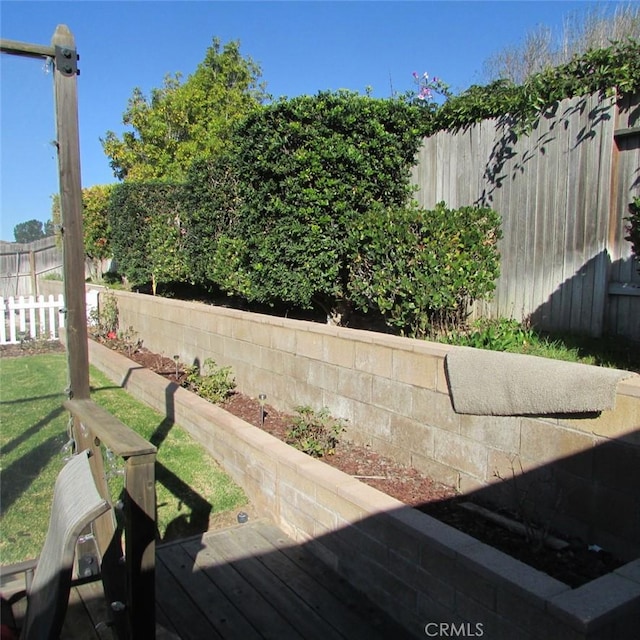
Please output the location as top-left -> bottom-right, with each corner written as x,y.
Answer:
559,394 -> 640,442
435,357 -> 450,394
270,325 -> 297,353
352,400 -> 391,439
591,485 -> 640,542
615,559 -> 640,585
343,553 -> 418,612
459,414 -> 521,453
296,330 -> 324,360
418,599 -> 463,634
307,360 -> 339,393
232,319 -> 271,347
337,368 -> 373,403
294,382 -> 324,410
592,440 -> 640,493
337,480 -> 404,516
547,572 -> 640,634
392,349 -> 438,389
318,390 -> 354,426
434,430 -> 488,480
520,419 -> 595,464
372,377 -> 414,414
259,346 -> 285,375
390,415 -> 434,459
454,591 -> 532,640
411,451 -> 460,488
367,512 -> 440,571
413,390 -> 459,433
354,342 -> 393,378
282,352 -> 308,381
314,483 -> 366,524
403,559 -> 457,610
457,542 -> 568,606
323,518 -> 388,564
323,335 -> 355,368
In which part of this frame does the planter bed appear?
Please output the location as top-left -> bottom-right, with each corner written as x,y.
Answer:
88,337 -> 640,640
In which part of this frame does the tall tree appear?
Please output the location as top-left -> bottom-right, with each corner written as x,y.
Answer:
483,3 -> 640,84
43,219 -> 55,237
51,185 -> 114,278
14,219 -> 46,243
101,38 -> 268,181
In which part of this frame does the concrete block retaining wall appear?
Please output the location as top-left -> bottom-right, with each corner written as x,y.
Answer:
72,288 -> 640,561
40,280 -> 640,556
86,336 -> 640,639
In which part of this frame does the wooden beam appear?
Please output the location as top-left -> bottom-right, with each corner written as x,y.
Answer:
124,453 -> 156,638
51,25 -> 90,400
0,38 -> 55,59
64,399 -> 157,458
608,282 -> 640,297
614,126 -> 640,139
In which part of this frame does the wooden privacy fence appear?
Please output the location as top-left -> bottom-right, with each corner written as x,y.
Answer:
0,237 -> 63,298
411,91 -> 640,340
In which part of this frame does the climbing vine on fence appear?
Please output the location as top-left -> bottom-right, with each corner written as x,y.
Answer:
423,39 -> 640,135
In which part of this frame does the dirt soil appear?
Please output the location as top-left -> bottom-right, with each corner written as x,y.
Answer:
3,339 -> 626,588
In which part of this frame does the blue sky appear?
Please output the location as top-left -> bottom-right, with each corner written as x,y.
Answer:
0,0 -> 624,241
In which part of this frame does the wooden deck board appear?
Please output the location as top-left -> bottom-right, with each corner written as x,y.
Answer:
207,525 -> 345,640
158,540 -> 262,640
155,553 -> 224,640
180,534 -> 304,640
4,519 -> 414,639
225,521 -> 400,640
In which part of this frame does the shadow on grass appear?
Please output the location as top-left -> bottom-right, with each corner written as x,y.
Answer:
0,431 -> 66,512
156,461 -> 212,543
0,405 -> 65,459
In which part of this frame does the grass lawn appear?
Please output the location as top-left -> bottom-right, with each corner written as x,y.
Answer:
0,353 -> 247,564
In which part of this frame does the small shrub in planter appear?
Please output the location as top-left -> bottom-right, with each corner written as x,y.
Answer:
286,406 -> 346,458
183,358 -> 235,403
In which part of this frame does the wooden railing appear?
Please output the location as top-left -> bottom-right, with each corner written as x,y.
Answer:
64,398 -> 157,639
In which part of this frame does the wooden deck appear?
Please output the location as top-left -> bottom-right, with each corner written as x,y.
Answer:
5,519 -> 414,639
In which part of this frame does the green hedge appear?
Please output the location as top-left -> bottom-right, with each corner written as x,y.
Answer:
348,202 -> 502,337
187,91 -> 426,319
108,182 -> 188,291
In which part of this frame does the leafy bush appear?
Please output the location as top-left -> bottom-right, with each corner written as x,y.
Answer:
286,406 -> 345,458
183,358 -> 235,404
214,91 -> 425,319
183,155 -> 246,291
625,196 -> 640,274
348,202 -> 502,337
441,318 -> 537,352
88,290 -> 119,337
108,182 -> 188,290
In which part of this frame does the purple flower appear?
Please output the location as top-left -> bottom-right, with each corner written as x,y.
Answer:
412,71 -> 419,79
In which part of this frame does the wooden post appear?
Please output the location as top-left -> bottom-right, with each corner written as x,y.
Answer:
51,24 -> 90,401
29,250 -> 37,297
124,453 -> 156,638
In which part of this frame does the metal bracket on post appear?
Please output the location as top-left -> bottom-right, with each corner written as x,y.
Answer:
54,45 -> 79,76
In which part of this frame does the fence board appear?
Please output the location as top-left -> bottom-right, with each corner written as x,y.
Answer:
1,294 -> 65,344
0,238 -> 63,298
411,90 -> 638,339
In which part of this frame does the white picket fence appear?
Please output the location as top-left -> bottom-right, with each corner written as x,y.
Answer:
1,294 -> 65,344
